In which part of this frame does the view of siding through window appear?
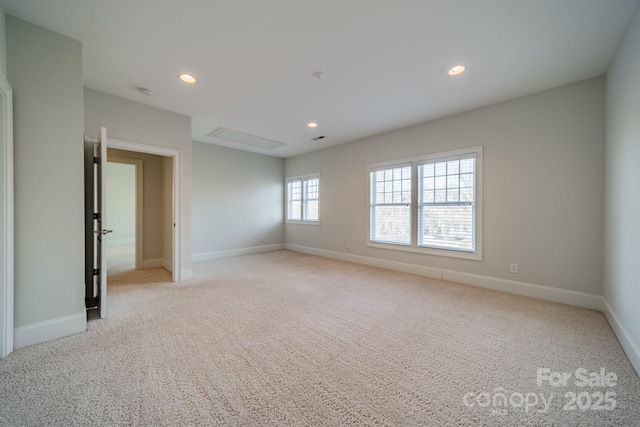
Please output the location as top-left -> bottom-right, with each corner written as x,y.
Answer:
418,157 -> 475,251
370,166 -> 412,244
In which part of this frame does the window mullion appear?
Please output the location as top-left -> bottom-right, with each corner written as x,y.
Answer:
411,162 -> 418,248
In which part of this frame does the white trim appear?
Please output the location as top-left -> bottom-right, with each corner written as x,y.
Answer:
367,241 -> 480,260
107,156 -> 143,270
1,74 -> 13,358
284,244 -> 442,279
284,244 -> 603,311
141,258 -> 172,272
602,298 -> 640,376
161,258 -> 173,272
192,244 -> 285,262
107,138 -> 182,282
13,312 -> 86,350
142,258 -> 165,269
441,269 -> 604,311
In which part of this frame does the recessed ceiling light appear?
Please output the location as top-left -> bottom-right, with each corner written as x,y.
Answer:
448,65 -> 466,76
307,122 -> 318,128
312,71 -> 325,80
179,73 -> 197,84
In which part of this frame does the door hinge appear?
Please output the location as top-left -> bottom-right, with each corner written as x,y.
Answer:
93,213 -> 100,220
93,157 -> 99,164
93,268 -> 100,276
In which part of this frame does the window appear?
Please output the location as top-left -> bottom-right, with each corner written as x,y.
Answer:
370,165 -> 412,245
367,146 -> 482,260
286,174 -> 320,223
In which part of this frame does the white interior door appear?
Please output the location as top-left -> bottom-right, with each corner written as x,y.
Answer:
96,127 -> 109,318
85,127 -> 110,318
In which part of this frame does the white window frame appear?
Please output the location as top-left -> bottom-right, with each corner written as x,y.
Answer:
366,146 -> 482,260
369,163 -> 413,246
286,173 -> 321,225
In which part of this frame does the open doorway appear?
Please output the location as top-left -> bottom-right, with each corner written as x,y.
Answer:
106,141 -> 179,281
106,160 -> 141,275
85,134 -> 182,321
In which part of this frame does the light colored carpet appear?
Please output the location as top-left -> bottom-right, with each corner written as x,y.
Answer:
1,250 -> 639,426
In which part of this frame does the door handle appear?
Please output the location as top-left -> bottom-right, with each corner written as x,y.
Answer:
95,229 -> 113,235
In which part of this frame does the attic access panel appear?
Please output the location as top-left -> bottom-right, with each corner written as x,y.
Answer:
207,127 -> 286,150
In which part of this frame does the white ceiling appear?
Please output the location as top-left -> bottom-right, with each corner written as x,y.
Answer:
2,0 -> 638,158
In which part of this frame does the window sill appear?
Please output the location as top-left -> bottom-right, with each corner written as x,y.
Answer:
286,220 -> 321,226
367,241 -> 482,261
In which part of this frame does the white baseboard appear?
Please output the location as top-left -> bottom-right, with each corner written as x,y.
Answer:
442,270 -> 604,311
143,258 -> 171,270
284,244 -> 603,311
106,238 -> 135,247
285,244 -> 441,279
602,299 -> 640,376
14,312 -> 86,350
191,244 -> 285,263
161,258 -> 172,273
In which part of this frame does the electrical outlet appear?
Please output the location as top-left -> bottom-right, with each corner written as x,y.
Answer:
510,263 -> 519,274
346,242 -> 351,250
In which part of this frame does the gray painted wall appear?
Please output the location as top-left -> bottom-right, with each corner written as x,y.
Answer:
285,77 -> 605,294
0,7 -> 5,76
191,141 -> 284,256
108,148 -> 165,262
106,162 -> 136,245
605,5 -> 640,366
7,16 -> 85,328
84,88 -> 192,276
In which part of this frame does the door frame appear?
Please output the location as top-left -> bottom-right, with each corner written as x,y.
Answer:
106,156 -> 143,271
1,74 -> 14,359
107,138 -> 182,282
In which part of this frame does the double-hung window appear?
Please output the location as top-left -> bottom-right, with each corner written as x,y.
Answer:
367,146 -> 482,260
286,174 -> 320,223
369,165 -> 412,245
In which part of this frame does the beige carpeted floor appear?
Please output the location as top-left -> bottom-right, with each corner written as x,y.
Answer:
1,250 -> 639,426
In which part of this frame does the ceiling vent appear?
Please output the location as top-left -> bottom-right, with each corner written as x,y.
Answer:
206,127 -> 286,150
